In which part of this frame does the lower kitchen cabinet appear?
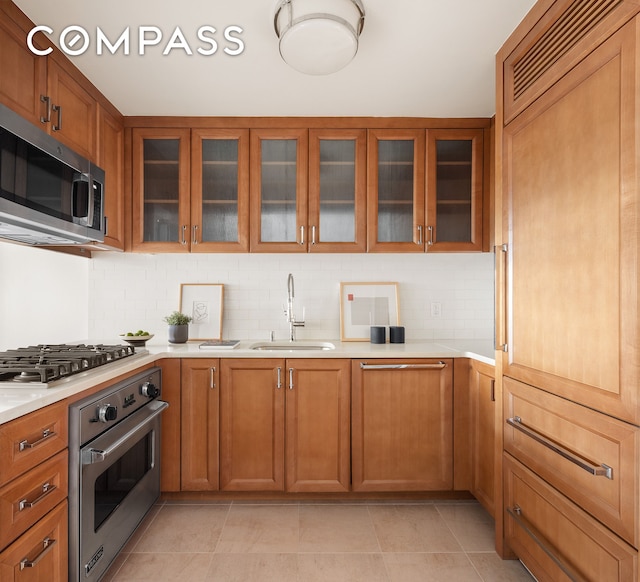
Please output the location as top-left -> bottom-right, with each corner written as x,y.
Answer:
469,359 -> 495,517
351,359 -> 453,491
219,358 -> 350,492
181,359 -> 220,491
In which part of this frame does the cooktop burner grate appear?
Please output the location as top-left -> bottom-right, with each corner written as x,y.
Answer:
0,344 -> 138,384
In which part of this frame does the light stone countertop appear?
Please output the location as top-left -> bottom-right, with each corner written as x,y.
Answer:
0,339 -> 495,425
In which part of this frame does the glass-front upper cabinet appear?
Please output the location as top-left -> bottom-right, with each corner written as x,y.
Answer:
191,129 -> 249,252
308,129 -> 367,252
250,128 -> 308,252
426,129 -> 484,252
132,128 -> 190,252
367,129 -> 426,252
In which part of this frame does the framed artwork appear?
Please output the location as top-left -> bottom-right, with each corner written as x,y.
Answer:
339,282 -> 399,341
179,283 -> 224,340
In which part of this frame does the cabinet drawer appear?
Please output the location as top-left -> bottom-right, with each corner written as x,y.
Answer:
0,402 -> 68,488
504,377 -> 638,546
0,500 -> 68,582
0,450 -> 68,550
504,454 -> 636,582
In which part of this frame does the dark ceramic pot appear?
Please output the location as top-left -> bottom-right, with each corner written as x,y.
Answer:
168,324 -> 189,344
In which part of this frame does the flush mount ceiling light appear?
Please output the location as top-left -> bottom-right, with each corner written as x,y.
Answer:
274,0 -> 365,75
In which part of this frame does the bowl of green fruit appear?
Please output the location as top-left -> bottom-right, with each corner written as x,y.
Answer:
120,330 -> 154,347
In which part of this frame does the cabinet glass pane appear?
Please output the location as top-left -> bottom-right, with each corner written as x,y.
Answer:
377,140 -> 414,242
260,139 -> 297,243
435,140 -> 472,242
319,139 -> 356,242
143,139 -> 180,242
201,139 -> 239,242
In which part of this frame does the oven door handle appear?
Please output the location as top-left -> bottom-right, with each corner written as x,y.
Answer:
82,400 -> 168,465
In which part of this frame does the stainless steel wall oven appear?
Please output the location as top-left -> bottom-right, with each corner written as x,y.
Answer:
68,367 -> 167,582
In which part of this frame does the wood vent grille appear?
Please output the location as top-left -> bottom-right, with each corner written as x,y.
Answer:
513,0 -> 621,98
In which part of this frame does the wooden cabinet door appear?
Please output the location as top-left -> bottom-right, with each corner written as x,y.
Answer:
46,56 -> 97,161
469,360 -> 495,517
285,359 -> 351,492
308,129 -> 367,252
0,6 -> 47,127
219,359 -> 285,490
426,128 -> 484,252
191,129 -> 250,252
97,105 -> 124,250
351,359 -> 453,491
367,129 -> 425,252
249,128 -> 308,252
0,500 -> 68,582
501,21 -> 639,424
131,128 -> 191,252
181,359 -> 219,491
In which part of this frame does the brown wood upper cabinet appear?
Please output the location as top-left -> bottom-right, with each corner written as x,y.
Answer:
367,128 -> 484,252
250,128 -> 367,252
131,128 -> 250,252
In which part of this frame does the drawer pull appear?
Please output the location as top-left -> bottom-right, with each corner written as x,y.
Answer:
507,417 -> 613,480
507,505 -> 586,582
18,428 -> 55,452
360,362 -> 447,370
20,537 -> 56,570
19,482 -> 56,511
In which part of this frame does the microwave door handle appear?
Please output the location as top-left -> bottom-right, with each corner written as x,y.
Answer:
81,401 -> 168,465
72,173 -> 90,226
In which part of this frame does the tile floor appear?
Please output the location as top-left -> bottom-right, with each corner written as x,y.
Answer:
102,500 -> 535,581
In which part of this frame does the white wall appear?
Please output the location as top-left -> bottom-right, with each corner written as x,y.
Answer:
88,252 -> 495,344
0,244 -> 89,350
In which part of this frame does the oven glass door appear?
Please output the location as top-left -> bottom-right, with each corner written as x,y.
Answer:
78,400 -> 167,581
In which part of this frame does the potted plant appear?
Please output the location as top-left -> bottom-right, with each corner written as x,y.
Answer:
163,311 -> 192,344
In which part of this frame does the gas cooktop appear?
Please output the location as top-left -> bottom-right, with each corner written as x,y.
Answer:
0,343 -> 141,386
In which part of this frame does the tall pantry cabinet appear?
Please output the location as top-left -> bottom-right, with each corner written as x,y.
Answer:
495,1 -> 640,580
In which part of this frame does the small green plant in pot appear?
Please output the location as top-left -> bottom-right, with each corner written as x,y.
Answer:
163,311 -> 192,344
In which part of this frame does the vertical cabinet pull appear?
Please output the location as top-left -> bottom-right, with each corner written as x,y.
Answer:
490,379 -> 495,402
209,367 -> 216,389
416,225 -> 423,245
288,367 -> 294,390
181,225 -> 187,244
40,95 -> 51,123
19,428 -> 55,452
192,225 -> 199,245
311,225 -> 317,245
495,243 -> 509,352
426,225 -> 434,246
276,367 -> 282,389
20,537 -> 56,570
299,225 -> 305,245
52,104 -> 62,131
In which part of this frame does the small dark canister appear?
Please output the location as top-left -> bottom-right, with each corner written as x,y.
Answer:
370,326 -> 386,344
389,326 -> 405,343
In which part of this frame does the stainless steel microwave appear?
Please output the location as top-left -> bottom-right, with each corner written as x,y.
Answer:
0,102 -> 105,245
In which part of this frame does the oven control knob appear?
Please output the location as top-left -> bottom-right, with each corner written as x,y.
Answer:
141,381 -> 159,399
97,404 -> 117,423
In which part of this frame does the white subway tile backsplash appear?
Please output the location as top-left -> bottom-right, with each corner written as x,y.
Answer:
88,252 -> 495,343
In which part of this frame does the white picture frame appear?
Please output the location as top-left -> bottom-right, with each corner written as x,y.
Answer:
179,283 -> 224,340
339,282 -> 399,341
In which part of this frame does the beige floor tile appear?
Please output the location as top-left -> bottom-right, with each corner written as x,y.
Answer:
468,552 -> 535,581
110,552 -> 212,581
384,553 -> 483,582
215,504 -> 300,553
298,505 -> 380,552
369,505 -> 463,553
205,553 -> 298,582
297,553 -> 390,582
435,502 -> 496,552
132,504 -> 229,553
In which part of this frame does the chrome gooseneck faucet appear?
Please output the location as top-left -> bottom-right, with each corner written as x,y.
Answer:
285,273 -> 305,341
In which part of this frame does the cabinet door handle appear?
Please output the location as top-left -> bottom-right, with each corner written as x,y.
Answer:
495,243 -> 509,352
276,367 -> 282,389
192,225 -> 199,245
40,95 -> 51,123
360,362 -> 446,370
299,225 -> 305,245
288,367 -> 294,390
19,482 -> 56,511
181,225 -> 187,245
490,379 -> 495,402
209,367 -> 216,389
426,225 -> 434,246
506,417 -> 613,479
507,506 -> 586,582
311,225 -> 317,245
20,537 -> 57,570
52,104 -> 62,131
19,428 -> 55,452
416,225 -> 423,245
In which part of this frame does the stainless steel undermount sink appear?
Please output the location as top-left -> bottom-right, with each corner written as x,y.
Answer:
249,341 -> 335,351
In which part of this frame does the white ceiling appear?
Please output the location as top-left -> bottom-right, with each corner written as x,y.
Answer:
12,0 -> 537,118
